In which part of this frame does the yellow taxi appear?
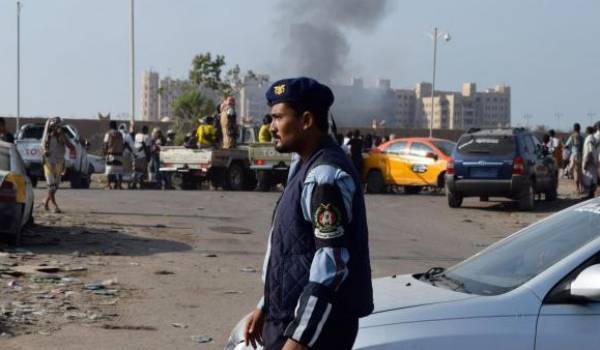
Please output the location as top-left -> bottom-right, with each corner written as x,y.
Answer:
0,140 -> 34,244
363,137 -> 456,193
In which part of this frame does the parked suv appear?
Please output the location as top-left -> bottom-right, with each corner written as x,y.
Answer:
445,128 -> 558,210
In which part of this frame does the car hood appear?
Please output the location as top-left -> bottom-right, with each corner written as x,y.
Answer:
370,274 -> 475,314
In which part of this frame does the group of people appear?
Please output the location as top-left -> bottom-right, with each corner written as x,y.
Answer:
103,121 -> 172,190
560,122 -> 600,198
185,96 -> 240,149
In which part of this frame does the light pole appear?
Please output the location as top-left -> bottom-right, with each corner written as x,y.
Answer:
428,27 -> 451,138
129,0 -> 135,123
16,1 -> 22,133
554,112 -> 563,132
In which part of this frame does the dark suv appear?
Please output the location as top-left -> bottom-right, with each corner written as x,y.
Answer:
445,128 -> 558,210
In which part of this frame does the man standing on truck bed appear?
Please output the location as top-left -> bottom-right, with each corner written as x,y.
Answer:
41,117 -> 73,213
243,77 -> 373,350
196,116 -> 217,148
220,96 -> 237,149
0,118 -> 14,143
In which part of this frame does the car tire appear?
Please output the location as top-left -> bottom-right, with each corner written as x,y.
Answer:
518,182 -> 535,211
545,176 -> 558,201
366,170 -> 385,194
404,186 -> 422,195
257,171 -> 273,192
225,163 -> 247,191
70,172 -> 84,189
447,190 -> 463,208
437,172 -> 446,189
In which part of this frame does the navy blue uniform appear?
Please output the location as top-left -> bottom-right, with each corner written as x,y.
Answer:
258,137 -> 373,349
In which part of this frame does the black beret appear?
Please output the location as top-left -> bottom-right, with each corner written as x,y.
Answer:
265,77 -> 334,111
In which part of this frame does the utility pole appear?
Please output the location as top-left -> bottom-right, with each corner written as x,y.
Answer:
428,28 -> 451,138
16,1 -> 22,133
129,0 -> 135,123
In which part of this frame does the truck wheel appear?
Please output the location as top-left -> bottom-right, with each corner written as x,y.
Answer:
244,171 -> 258,191
518,182 -> 535,211
545,176 -> 558,201
404,186 -> 422,195
226,163 -> 247,191
257,171 -> 273,192
70,172 -> 83,189
170,173 -> 185,190
447,190 -> 463,208
366,170 -> 385,194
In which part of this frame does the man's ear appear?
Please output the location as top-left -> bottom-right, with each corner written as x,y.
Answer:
301,111 -> 315,131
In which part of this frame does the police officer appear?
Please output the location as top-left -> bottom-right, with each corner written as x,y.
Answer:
244,77 -> 373,350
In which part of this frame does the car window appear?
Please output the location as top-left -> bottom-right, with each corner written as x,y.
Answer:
19,125 -> 45,140
431,140 -> 456,157
384,141 -> 407,155
409,142 -> 434,157
444,200 -> 600,296
456,135 -> 515,156
523,135 -> 536,155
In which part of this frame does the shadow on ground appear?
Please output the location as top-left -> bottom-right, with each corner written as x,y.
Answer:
460,197 -> 583,213
0,224 -> 192,257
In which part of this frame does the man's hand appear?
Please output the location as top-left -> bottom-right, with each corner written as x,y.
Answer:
282,338 -> 307,350
244,309 -> 265,349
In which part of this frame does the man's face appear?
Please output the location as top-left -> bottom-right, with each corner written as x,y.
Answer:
269,103 -> 305,153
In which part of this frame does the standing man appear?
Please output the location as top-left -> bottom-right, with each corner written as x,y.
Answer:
582,126 -> 598,198
0,117 -> 15,143
220,96 -> 237,149
104,121 -> 125,189
258,114 -> 273,143
565,123 -> 584,194
196,117 -> 217,148
244,77 -> 373,350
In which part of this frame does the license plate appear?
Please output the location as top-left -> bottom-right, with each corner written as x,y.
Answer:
470,167 -> 498,178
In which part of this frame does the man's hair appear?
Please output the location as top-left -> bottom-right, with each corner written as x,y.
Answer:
142,125 -> 149,133
263,114 -> 272,125
353,129 -> 360,138
286,102 -> 329,133
587,126 -> 595,135
549,129 -> 555,137
574,123 -> 581,132
109,121 -> 117,130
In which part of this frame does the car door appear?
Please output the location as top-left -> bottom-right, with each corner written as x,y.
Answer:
535,254 -> 600,350
405,142 -> 438,186
382,141 -> 409,184
524,135 -> 551,191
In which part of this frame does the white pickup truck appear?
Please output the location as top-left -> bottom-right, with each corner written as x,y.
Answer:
15,123 -> 91,189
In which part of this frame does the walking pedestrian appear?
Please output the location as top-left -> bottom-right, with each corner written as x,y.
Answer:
565,123 -> 584,194
582,126 -> 598,198
243,77 -> 373,350
41,117 -> 73,213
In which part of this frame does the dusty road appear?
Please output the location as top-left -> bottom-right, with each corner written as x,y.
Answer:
0,181 -> 582,350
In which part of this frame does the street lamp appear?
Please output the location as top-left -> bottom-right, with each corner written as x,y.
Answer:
129,0 -> 135,123
16,1 -> 22,134
428,27 -> 451,138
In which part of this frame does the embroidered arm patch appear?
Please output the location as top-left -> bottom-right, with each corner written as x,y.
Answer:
311,184 -> 348,247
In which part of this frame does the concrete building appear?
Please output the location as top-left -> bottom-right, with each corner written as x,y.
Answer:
140,71 -> 159,121
405,82 -> 511,130
158,77 -> 188,121
239,74 -> 271,124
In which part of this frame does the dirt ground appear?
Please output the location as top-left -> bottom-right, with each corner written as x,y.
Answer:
0,179 -> 584,350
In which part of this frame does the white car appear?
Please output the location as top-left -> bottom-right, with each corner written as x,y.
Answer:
226,199 -> 600,349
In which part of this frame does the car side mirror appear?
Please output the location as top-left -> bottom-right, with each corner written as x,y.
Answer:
571,264 -> 600,302
425,152 -> 438,161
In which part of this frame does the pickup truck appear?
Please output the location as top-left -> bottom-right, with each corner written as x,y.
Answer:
159,126 -> 258,191
247,142 -> 292,191
15,123 -> 91,189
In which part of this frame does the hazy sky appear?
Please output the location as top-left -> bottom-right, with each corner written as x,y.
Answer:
0,0 -> 599,130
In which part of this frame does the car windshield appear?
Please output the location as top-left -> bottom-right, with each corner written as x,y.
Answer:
456,135 -> 515,156
19,125 -> 45,140
441,201 -> 600,295
432,140 -> 456,157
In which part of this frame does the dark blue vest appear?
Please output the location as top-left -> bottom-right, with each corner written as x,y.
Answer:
265,138 -> 374,322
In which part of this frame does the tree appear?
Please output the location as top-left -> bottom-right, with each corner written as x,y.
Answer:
170,90 -> 216,144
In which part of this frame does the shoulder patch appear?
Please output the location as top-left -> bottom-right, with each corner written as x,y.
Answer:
314,203 -> 344,239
